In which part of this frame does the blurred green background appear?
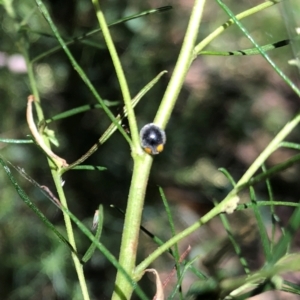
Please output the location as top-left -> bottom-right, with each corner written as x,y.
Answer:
1,0 -> 300,299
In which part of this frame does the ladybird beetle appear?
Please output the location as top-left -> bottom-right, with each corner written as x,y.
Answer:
140,123 -> 166,155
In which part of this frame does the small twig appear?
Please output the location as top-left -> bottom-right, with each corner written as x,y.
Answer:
40,185 -> 62,208
26,95 -> 68,168
147,246 -> 191,300
12,164 -> 62,209
161,245 -> 191,290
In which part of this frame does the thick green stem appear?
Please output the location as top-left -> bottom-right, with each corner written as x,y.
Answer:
112,1 -> 206,299
112,154 -> 153,299
154,0 -> 206,128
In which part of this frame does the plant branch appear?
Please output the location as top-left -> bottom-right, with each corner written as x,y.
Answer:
194,0 -> 281,55
35,0 -> 131,149
91,0 -> 140,153
135,111 -> 300,275
154,0 -> 206,128
65,71 -> 167,172
216,0 -> 300,98
110,1 -> 207,298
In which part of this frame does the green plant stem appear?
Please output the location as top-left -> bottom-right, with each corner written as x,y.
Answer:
21,36 -> 90,300
31,6 -> 172,63
0,155 -> 148,299
135,111 -> 300,275
52,174 -> 90,299
154,0 -> 206,128
199,39 -> 290,56
160,187 -> 183,299
112,155 -> 153,299
194,0 -> 280,55
64,71 -> 167,172
35,0 -> 130,147
242,153 -> 300,189
91,0 -> 140,154
234,114 -> 300,188
218,210 -> 250,274
109,1 -> 207,297
216,0 -> 300,98
237,201 -> 300,210
110,1 -> 207,298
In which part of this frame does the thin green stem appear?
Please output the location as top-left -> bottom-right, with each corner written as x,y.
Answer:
53,175 -> 90,300
194,0 -> 281,55
91,0 -> 140,154
0,138 -> 33,144
244,153 -> 300,189
113,1 -> 208,296
135,112 -> 300,275
235,113 -> 300,188
199,39 -> 290,56
1,156 -> 148,299
88,1 -> 206,299
216,0 -> 300,98
21,33 -> 91,300
35,0 -> 131,147
262,164 -> 276,253
65,71 -> 167,172
31,6 -> 172,63
160,187 -> 183,299
237,201 -> 300,210
154,0 -> 206,129
113,1 -> 207,297
135,203 -> 219,277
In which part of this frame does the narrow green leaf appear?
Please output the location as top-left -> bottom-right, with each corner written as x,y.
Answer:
216,0 -> 300,98
82,205 -> 104,263
64,70 -> 167,171
71,165 -> 107,171
283,280 -> 300,295
35,0 -> 131,147
218,210 -> 250,274
194,0 -> 281,56
0,138 -> 33,144
237,200 -> 299,211
0,155 -> 80,260
32,6 -> 172,62
280,141 -> 300,150
159,187 -> 183,300
270,201 -> 300,265
200,39 -> 290,56
218,168 -> 236,187
249,187 -> 271,261
111,205 -> 207,280
168,253 -> 200,299
45,101 -> 120,124
239,153 -> 300,191
2,156 -> 147,298
261,164 -> 285,254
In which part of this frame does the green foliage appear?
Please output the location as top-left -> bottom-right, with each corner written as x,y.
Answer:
1,0 -> 300,299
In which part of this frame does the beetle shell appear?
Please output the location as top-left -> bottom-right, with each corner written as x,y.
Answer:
140,123 -> 166,155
